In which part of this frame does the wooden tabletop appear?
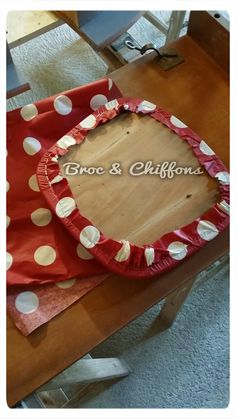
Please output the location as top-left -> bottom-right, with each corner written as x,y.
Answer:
111,36 -> 229,167
7,33 -> 229,406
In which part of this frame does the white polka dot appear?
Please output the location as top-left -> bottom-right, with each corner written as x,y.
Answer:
80,114 -> 97,129
217,200 -> 230,215
15,291 -> 39,314
50,174 -> 64,185
108,78 -> 113,90
54,95 -> 73,115
31,208 -> 52,227
56,278 -> 77,289
105,99 -> 119,110
124,104 -> 129,110
57,135 -> 76,149
170,115 -> 187,128
20,104 -> 38,121
144,247 -> 155,266
168,241 -> 188,260
215,171 -> 230,185
51,155 -> 59,163
34,245 -> 56,266
114,240 -> 130,262
6,181 -> 10,192
6,215 -> 10,228
55,197 -> 76,218
199,140 -> 215,156
197,220 -> 219,241
23,137 -> 41,155
80,226 -> 100,249
76,243 -> 94,260
6,252 -> 13,270
138,100 -> 156,112
90,94 -> 108,111
28,174 -> 40,192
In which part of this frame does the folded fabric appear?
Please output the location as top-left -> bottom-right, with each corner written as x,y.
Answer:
7,78 -> 121,287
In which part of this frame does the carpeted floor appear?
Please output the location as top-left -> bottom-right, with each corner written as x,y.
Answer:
86,263 -> 229,408
7,11 -> 178,111
7,13 -> 229,409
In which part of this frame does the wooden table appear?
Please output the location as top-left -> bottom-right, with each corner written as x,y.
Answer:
7,15 -> 229,407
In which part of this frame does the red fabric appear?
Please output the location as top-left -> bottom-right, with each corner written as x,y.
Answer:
7,274 -> 109,336
7,79 -> 121,287
37,97 -> 230,279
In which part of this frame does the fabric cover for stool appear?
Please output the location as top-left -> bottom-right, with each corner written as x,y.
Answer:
37,97 -> 230,279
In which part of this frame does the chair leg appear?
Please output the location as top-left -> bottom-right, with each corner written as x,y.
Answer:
22,355 -> 130,408
165,11 -> 186,44
144,11 -> 168,35
37,357 -> 130,391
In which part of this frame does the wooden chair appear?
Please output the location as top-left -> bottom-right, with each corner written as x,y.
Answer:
53,11 -> 188,69
53,11 -> 145,70
6,10 -> 187,97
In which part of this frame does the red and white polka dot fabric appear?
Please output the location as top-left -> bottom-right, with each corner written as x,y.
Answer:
7,94 -> 229,334
7,78 -> 121,287
7,274 -> 109,335
38,97 -> 230,279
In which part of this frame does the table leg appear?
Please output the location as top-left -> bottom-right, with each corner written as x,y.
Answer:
158,277 -> 196,329
156,254 -> 229,331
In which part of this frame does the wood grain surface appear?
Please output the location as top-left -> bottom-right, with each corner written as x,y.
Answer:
188,11 -> 229,73
7,31 -> 229,406
111,37 -> 229,167
61,112 -> 218,246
